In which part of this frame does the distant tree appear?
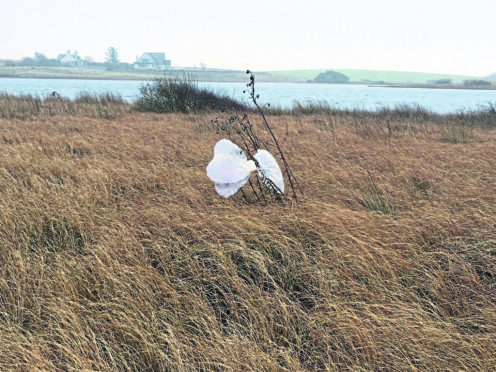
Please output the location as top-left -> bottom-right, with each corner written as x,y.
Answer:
314,71 -> 350,84
20,57 -> 35,66
34,52 -> 48,62
431,78 -> 452,84
105,47 -> 119,65
31,52 -> 60,66
464,79 -> 491,87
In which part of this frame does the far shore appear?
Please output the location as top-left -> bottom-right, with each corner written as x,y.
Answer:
370,83 -> 496,91
0,74 -> 154,81
1,66 -> 494,91
0,66 -> 307,83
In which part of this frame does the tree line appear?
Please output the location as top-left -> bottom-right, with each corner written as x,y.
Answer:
3,47 -> 131,71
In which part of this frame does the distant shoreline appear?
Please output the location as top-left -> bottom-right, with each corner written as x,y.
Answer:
1,67 -> 494,89
370,83 -> 496,91
0,74 -> 154,81
0,66 -> 307,83
3,76 -> 495,91
0,74 -> 295,83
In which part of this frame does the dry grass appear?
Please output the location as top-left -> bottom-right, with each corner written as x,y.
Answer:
0,93 -> 127,121
0,108 -> 495,371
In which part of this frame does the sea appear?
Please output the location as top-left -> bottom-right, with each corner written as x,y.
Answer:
2,77 -> 496,114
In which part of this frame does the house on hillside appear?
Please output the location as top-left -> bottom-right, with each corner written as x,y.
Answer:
134,52 -> 171,70
57,51 -> 83,66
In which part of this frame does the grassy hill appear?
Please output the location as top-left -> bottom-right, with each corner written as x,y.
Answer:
0,94 -> 495,370
269,68 -> 478,84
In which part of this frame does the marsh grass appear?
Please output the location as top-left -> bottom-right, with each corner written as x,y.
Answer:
265,100 -> 496,130
412,176 -> 433,196
194,114 -> 236,134
1,96 -> 495,370
312,115 -> 336,132
0,93 -> 44,119
74,91 -> 126,106
0,92 -> 126,120
359,172 -> 396,215
360,187 -> 395,215
440,124 -> 473,143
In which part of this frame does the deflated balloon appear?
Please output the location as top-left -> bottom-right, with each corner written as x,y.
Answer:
206,139 -> 284,198
254,149 -> 284,194
206,140 -> 256,198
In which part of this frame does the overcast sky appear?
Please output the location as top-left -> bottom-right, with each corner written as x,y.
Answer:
1,0 -> 495,76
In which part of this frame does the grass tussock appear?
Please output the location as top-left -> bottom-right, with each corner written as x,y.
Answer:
0,104 -> 496,370
359,172 -> 396,215
440,124 -> 473,144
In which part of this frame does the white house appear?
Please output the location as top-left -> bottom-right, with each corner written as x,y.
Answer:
134,52 -> 171,70
57,51 -> 83,66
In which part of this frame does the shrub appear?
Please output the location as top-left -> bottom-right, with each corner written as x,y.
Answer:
135,75 -> 249,113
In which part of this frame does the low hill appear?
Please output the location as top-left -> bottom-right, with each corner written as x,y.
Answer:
313,70 -> 350,83
269,68 -> 478,84
486,73 -> 496,81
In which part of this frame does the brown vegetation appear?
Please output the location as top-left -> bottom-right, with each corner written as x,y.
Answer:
0,105 -> 495,370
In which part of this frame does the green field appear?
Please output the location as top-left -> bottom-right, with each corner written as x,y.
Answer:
0,65 -> 484,84
269,68 -> 478,84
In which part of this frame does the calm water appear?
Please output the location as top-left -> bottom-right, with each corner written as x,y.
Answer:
2,77 -> 496,113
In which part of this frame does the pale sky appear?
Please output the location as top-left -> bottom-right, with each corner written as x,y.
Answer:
1,0 -> 495,76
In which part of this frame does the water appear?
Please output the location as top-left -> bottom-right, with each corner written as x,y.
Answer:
1,77 -> 496,114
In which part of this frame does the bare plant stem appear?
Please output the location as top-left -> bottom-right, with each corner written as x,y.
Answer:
245,71 -> 303,199
214,71 -> 302,204
249,178 -> 263,203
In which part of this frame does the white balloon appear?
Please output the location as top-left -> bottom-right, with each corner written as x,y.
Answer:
214,176 -> 251,198
254,149 -> 284,194
207,153 -> 254,184
214,139 -> 246,159
206,140 -> 256,198
206,139 -> 285,198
